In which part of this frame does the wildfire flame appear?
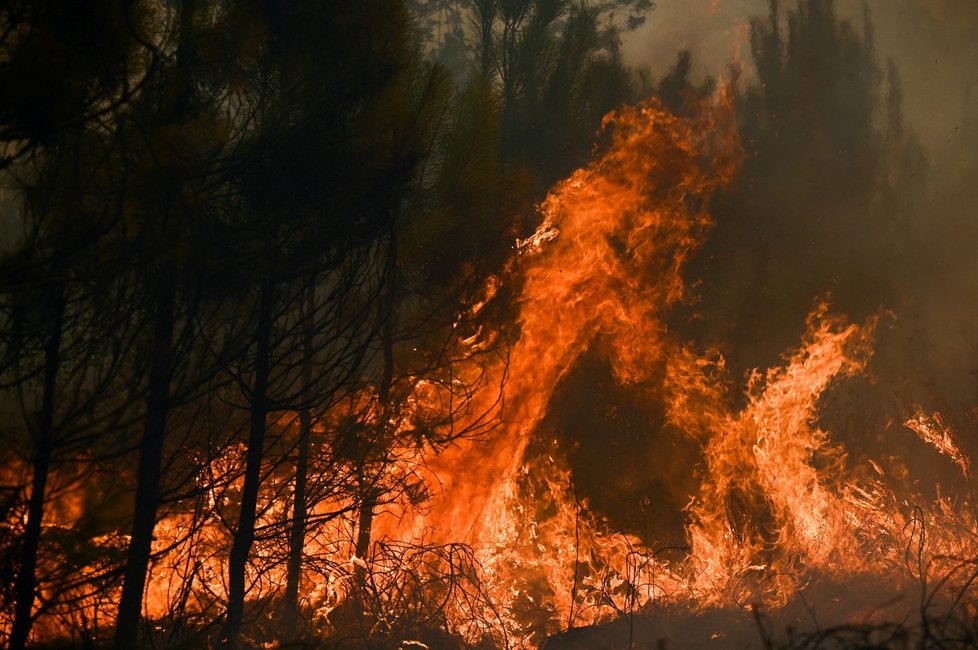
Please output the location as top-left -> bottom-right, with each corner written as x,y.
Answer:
366,88 -> 978,641
331,89 -> 978,642
24,89 -> 978,648
376,92 -> 742,636
682,306 -> 881,605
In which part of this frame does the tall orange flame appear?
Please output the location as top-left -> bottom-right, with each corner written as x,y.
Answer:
682,306 -> 881,605
372,93 -> 743,636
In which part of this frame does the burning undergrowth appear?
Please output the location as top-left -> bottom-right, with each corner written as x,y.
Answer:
358,89 -> 978,645
12,84 -> 978,650
93,86 -> 975,648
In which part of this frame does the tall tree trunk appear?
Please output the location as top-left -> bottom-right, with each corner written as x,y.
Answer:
115,0 -> 196,640
114,281 -> 176,650
354,288 -> 395,587
9,284 -> 64,650
283,283 -> 315,622
220,283 -> 274,649
351,476 -> 376,621
354,491 -> 376,568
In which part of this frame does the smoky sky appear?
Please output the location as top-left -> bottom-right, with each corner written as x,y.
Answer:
623,0 -> 978,161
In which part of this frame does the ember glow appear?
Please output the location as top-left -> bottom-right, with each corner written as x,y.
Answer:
132,91 -> 975,644
5,3 -> 978,646
13,87 -> 978,649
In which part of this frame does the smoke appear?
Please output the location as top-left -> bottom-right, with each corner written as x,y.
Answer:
627,0 -> 978,157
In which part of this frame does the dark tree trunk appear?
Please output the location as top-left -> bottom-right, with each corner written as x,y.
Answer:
115,1 -> 197,641
220,283 -> 274,649
351,479 -> 376,618
282,406 -> 310,618
354,296 -> 394,585
9,284 -> 64,650
354,495 -> 376,568
114,281 -> 176,650
283,284 -> 315,622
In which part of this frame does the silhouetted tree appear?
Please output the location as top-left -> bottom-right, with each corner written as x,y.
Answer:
686,0 -> 927,373
468,0 -> 642,189
0,3 -> 151,646
211,3 -> 448,646
113,0 -> 246,644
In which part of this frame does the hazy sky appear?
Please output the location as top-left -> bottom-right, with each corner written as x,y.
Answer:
621,0 -> 978,159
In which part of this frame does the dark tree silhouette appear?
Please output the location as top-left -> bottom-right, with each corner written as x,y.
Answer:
685,0 -> 927,374
0,3 -> 151,646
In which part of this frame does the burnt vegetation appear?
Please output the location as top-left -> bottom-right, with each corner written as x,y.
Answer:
0,0 -> 975,649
